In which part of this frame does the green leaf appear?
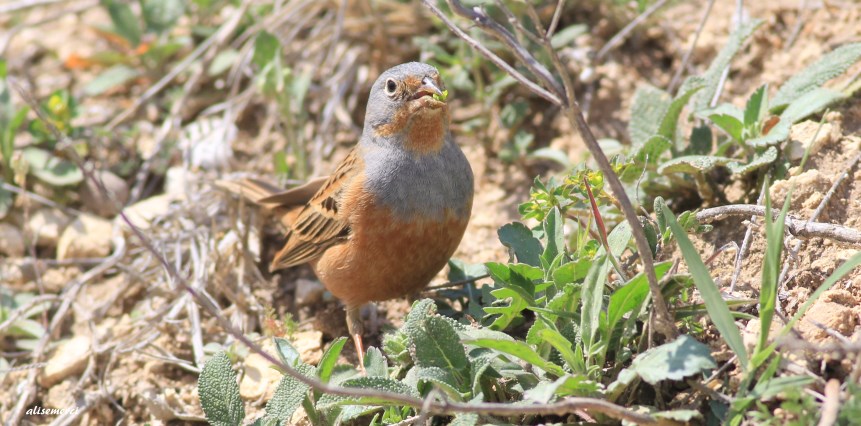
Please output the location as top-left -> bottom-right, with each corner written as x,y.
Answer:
550,24 -> 588,48
316,376 -> 419,410
413,366 -> 466,399
658,155 -> 733,175
657,84 -> 702,141
22,147 -> 84,186
497,222 -> 542,266
84,65 -> 141,96
208,49 -> 240,77
706,112 -> 744,142
317,337 -> 346,383
727,146 -> 777,175
745,118 -> 790,148
528,147 -> 571,168
743,84 -> 768,129
408,315 -> 469,376
252,32 -> 281,68
541,207 -> 564,265
364,346 -> 388,378
101,0 -> 142,47
140,0 -> 186,34
464,338 -> 566,377
662,204 -> 748,369
755,178 -> 789,358
772,42 -> 861,108
607,262 -> 673,333
629,84 -> 672,147
198,351 -> 244,426
580,256 -> 610,357
687,125 -> 713,155
684,19 -> 763,112
781,87 -> 845,123
274,337 -> 300,367
263,364 -> 314,423
623,335 -> 715,384
536,327 -> 581,372
632,135 -> 672,163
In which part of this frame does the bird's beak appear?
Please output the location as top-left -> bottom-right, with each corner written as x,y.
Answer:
411,77 -> 444,101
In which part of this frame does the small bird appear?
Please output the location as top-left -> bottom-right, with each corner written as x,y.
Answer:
222,62 -> 474,367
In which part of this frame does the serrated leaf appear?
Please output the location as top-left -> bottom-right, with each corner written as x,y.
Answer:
22,147 -> 83,186
198,351 -> 244,426
772,42 -> 861,108
84,64 -> 141,96
497,222 -> 542,266
629,84 -> 672,147
658,155 -> 733,175
263,364 -> 314,423
685,19 -> 763,112
727,146 -> 777,175
101,0 -> 142,47
624,335 -> 715,384
316,376 -> 419,410
464,338 -> 565,377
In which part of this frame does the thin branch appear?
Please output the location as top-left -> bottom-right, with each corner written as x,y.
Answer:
667,0 -> 716,93
730,180 -> 766,292
422,0 -> 561,105
546,0 -> 566,39
594,0 -> 669,62
424,274 -> 490,291
695,204 -> 861,247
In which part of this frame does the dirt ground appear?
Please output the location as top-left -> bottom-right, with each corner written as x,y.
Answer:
2,0 -> 861,424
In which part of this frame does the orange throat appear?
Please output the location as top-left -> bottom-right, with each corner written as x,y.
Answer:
404,107 -> 448,155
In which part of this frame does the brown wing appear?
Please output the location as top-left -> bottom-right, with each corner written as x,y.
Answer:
269,148 -> 361,271
215,176 -> 328,228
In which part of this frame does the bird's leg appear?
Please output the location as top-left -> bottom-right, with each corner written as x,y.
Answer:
346,305 -> 366,374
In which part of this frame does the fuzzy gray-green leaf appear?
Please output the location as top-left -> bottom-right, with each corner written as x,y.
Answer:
263,364 -> 314,423
781,87 -> 845,123
624,335 -> 716,384
727,146 -> 777,175
686,19 -> 763,112
198,351 -> 244,426
315,376 -> 419,410
629,84 -> 672,147
409,316 -> 469,375
658,155 -> 733,175
772,42 -> 861,108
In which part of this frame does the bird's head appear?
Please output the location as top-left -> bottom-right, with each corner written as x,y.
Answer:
366,62 -> 450,154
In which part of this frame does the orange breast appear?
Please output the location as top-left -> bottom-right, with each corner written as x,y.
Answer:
311,199 -> 470,307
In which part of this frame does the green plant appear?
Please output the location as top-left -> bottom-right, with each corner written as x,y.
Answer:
627,19 -> 861,202
0,289 -> 50,350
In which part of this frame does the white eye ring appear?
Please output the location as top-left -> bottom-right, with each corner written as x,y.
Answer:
385,79 -> 397,95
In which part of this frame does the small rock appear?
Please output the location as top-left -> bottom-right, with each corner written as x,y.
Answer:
57,214 -> 114,260
787,120 -> 833,161
0,223 -> 25,257
25,208 -> 70,247
293,330 -> 323,365
78,170 -> 129,217
43,379 -> 75,410
294,279 -> 325,307
239,340 -> 282,401
164,167 -> 190,199
119,194 -> 173,231
39,335 -> 91,387
798,294 -> 857,342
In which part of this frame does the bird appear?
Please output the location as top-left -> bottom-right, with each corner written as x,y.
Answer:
220,62 -> 474,368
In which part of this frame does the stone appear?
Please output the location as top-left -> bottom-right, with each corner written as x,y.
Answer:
294,279 -> 325,307
787,120 -> 833,161
239,340 -> 282,401
0,223 -> 25,257
56,214 -> 114,260
293,330 -> 323,365
78,170 -> 129,217
39,335 -> 91,387
119,194 -> 173,231
25,208 -> 70,247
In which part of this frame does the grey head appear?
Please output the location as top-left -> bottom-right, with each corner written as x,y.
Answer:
362,62 -> 447,138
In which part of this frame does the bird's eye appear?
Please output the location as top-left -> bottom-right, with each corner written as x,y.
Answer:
385,79 -> 397,95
